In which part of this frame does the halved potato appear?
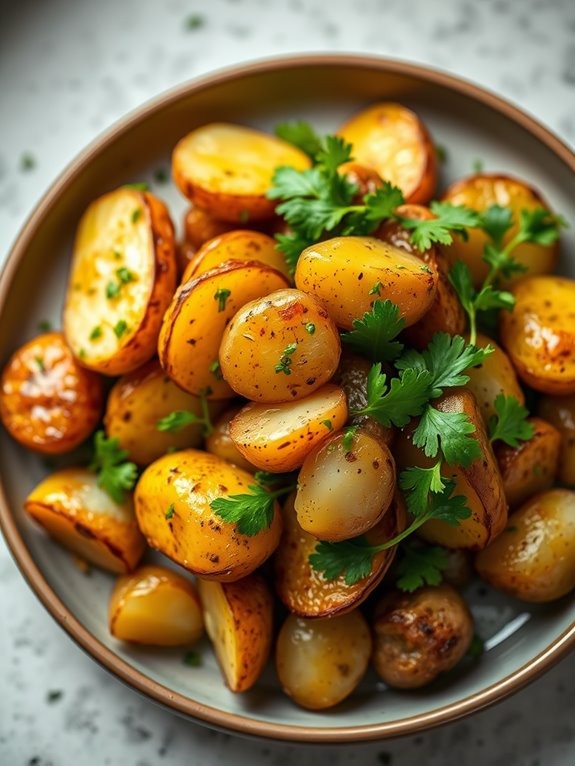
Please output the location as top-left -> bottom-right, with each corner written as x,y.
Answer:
159,261 -> 289,398
295,236 -> 437,330
109,565 -> 204,646
205,406 -> 257,472
538,394 -> 575,485
134,450 -> 281,581
337,162 -> 383,200
276,611 -> 372,710
337,103 -> 437,204
25,468 -> 145,573
0,332 -> 103,454
274,492 -> 405,619
172,123 -> 311,222
197,573 -> 273,692
465,332 -> 524,423
64,188 -> 177,375
229,384 -> 348,472
219,289 -> 341,403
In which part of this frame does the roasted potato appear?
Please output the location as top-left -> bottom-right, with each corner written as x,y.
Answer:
205,406 -> 257,472
295,236 -> 437,330
134,450 -> 281,581
337,103 -> 437,204
198,573 -> 273,692
465,332 -> 524,423
0,332 -> 103,454
476,489 -> 575,602
183,206 -> 239,251
295,429 -> 396,541
499,276 -> 575,395
229,384 -> 348,473
64,187 -> 177,375
441,549 -> 474,588
109,565 -> 204,645
337,162 -> 383,200
158,261 -> 289,398
442,174 -> 559,287
538,394 -> 575,485
276,611 -> 372,710
219,289 -> 341,403
494,417 -> 561,508
25,468 -> 145,573
275,492 -> 405,619
172,123 -> 311,222
371,585 -> 473,689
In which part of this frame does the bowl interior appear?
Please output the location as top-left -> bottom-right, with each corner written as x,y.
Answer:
1,59 -> 575,740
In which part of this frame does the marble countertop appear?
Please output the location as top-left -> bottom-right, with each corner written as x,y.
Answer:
1,0 -> 574,763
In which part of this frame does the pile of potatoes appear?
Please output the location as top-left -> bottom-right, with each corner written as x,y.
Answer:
2,102 -> 575,711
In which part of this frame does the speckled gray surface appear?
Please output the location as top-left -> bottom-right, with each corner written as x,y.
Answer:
1,0 -> 575,763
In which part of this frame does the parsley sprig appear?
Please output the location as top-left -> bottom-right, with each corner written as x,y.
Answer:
341,299 -> 405,362
488,393 -> 534,447
89,431 -> 138,504
156,390 -> 214,437
395,541 -> 450,592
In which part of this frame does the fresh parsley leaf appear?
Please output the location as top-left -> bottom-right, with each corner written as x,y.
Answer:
275,121 -> 324,159
89,431 -> 137,504
210,481 -> 293,537
352,364 -> 432,428
275,342 -> 297,375
515,207 -> 567,246
341,299 -> 405,362
482,243 -> 527,279
363,182 -> 405,221
396,542 -> 450,592
478,205 -> 514,247
308,537 -> 377,585
488,394 -> 534,447
342,425 -> 359,452
275,231 -> 314,277
315,135 -> 353,174
448,260 -> 475,316
412,406 -> 480,467
399,462 -> 445,517
214,288 -> 231,312
399,202 -> 480,251
157,410 -> 200,432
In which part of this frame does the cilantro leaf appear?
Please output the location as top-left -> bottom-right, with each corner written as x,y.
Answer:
399,202 -> 480,251
210,484 -> 278,536
274,121 -> 324,158
156,410 -> 201,432
274,232 -> 314,277
89,431 -> 138,504
478,204 -> 514,247
515,208 -> 567,246
353,364 -> 433,427
473,284 -> 515,312
308,537 -> 376,585
268,166 -> 324,201
482,243 -> 527,279
399,462 -> 445,517
363,182 -> 405,221
412,405 -> 480,467
488,394 -> 535,447
449,260 -> 476,314
316,135 -> 354,173
340,299 -> 405,362
396,542 -> 450,592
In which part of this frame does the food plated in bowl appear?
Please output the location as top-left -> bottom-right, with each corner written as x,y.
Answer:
1,56 -> 575,742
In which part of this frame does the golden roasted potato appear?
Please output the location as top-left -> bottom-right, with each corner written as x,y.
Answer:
25,468 -> 145,573
538,394 -> 575,485
64,187 -> 177,375
172,123 -> 311,222
134,450 -> 281,581
476,489 -> 575,602
494,417 -> 560,508
183,206 -> 239,250
197,573 -> 273,692
104,360 -> 225,465
109,565 -> 204,646
205,406 -> 257,472
159,261 -> 289,398
276,611 -> 371,710
372,585 -> 473,689
295,236 -> 437,330
337,162 -> 383,199
295,429 -> 396,541
465,332 -> 524,423
338,103 -> 437,204
442,174 -> 559,287
275,492 -> 405,618
0,332 -> 103,454
499,276 -> 575,395
219,289 -> 341,403
229,384 -> 348,473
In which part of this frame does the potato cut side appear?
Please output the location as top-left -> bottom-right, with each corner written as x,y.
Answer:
205,407 -> 257,472
25,468 -> 145,573
64,187 -> 177,375
184,230 -> 290,281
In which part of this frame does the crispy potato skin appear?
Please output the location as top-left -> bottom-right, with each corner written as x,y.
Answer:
372,585 -> 473,689
295,236 -> 437,330
495,417 -> 561,508
465,333 -> 525,423
0,332 -> 103,454
276,611 -> 372,710
475,489 -> 575,602
134,450 -> 281,581
109,565 -> 204,646
499,276 -> 575,395
538,394 -> 575,485
274,492 -> 405,619
338,103 -> 437,204
337,162 -> 383,200
183,206 -> 239,251
442,174 -> 559,287
205,406 -> 257,472
198,573 -> 273,692
25,468 -> 145,573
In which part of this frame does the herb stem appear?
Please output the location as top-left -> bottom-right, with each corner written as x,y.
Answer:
199,390 -> 214,437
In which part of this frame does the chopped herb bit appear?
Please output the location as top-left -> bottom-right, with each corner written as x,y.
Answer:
505,525 -> 518,533
342,425 -> 359,452
467,633 -> 485,658
131,208 -> 142,224
209,359 -> 223,380
304,322 -> 316,335
89,431 -> 138,504
123,182 -> 149,191
472,159 -> 484,173
321,419 -> 333,431
184,13 -> 205,30
20,153 -> 36,171
37,320 -> 52,332
106,281 -> 121,299
78,348 -> 86,359
89,325 -> 102,341
275,342 -> 297,375
183,650 -> 202,666
116,267 -> 134,284
113,249 -> 122,259
214,287 -> 231,312
34,356 -> 45,372
46,690 -> 63,703
369,281 -> 382,296
113,320 -> 128,338
165,503 -> 175,520
435,145 -> 448,163
239,209 -> 250,223
420,264 -> 433,274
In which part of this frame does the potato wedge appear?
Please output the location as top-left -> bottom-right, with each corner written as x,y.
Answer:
0,332 -> 103,454
229,384 -> 348,473
197,573 -> 273,692
295,236 -> 437,330
274,492 -> 405,618
109,565 -> 204,646
337,103 -> 437,204
25,468 -> 145,573
64,188 -> 177,375
158,261 -> 289,398
276,611 -> 371,710
172,123 -> 311,222
499,276 -> 575,395
538,394 -> 575,485
205,407 -> 257,472
134,450 -> 281,581
476,489 -> 575,602
219,289 -> 341,403
104,360 -> 225,465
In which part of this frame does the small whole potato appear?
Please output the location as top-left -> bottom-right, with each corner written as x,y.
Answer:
109,565 -> 204,646
465,333 -> 524,423
220,289 -> 341,403
183,205 -> 239,250
276,611 -> 372,710
372,585 -> 474,689
538,394 -> 575,485
205,406 -> 257,472
0,332 -> 103,454
475,489 -> 575,602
